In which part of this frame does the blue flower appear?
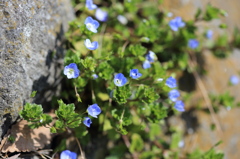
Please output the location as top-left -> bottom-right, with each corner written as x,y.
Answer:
114,73 -> 128,86
60,150 -> 77,159
145,51 -> 156,62
84,16 -> 100,33
230,75 -> 239,85
87,104 -> 101,118
188,39 -> 199,49
169,17 -> 185,31
84,39 -> 98,50
143,60 -> 151,69
117,15 -> 128,25
206,30 -> 213,39
174,100 -> 185,112
168,89 -> 180,102
95,8 -> 108,22
130,69 -> 142,79
86,0 -> 97,10
63,63 -> 80,79
92,74 -> 98,79
166,76 -> 177,88
83,117 -> 92,127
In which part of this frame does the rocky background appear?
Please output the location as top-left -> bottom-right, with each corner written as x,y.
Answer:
0,0 -> 74,140
162,0 -> 240,158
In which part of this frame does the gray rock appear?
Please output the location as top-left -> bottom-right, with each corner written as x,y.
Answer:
0,0 -> 75,140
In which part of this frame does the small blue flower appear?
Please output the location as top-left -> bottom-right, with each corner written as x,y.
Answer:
84,39 -> 98,50
87,104 -> 101,118
174,100 -> 185,112
130,69 -> 142,79
63,63 -> 80,79
95,8 -> 108,22
169,17 -> 185,31
206,30 -> 213,39
168,89 -> 180,102
230,75 -> 239,85
143,60 -> 151,69
84,16 -> 100,33
145,51 -> 156,62
92,74 -> 98,79
166,76 -> 177,88
117,15 -> 128,25
86,0 -> 97,10
188,39 -> 199,49
60,150 -> 77,159
114,73 -> 128,87
83,117 -> 92,127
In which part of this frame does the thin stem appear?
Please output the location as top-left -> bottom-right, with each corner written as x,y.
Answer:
188,51 -> 223,136
121,40 -> 129,54
75,137 -> 86,159
74,85 -> 82,102
90,80 -> 96,103
100,93 -> 113,131
98,23 -> 107,58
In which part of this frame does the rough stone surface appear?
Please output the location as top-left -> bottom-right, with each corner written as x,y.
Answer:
0,0 -> 74,140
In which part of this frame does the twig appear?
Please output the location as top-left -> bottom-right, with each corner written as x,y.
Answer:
121,40 -> 129,54
75,137 -> 86,159
188,51 -> 223,136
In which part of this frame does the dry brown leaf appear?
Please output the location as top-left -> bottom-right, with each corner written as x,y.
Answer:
0,119 -> 54,153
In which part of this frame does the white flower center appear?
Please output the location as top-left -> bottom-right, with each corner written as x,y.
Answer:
87,23 -> 93,29
68,68 -> 74,75
132,72 -> 137,76
116,79 -> 121,84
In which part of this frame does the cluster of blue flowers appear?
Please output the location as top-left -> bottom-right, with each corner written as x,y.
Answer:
165,76 -> 185,112
84,16 -> 99,50
143,51 -> 156,69
84,0 -> 108,51
114,69 -> 142,87
64,0 -> 110,79
83,103 -> 101,127
63,0 -> 189,128
168,16 -> 201,49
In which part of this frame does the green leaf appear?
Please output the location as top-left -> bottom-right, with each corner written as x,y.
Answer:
147,103 -> 168,122
19,103 -> 43,121
113,85 -> 132,104
30,91 -> 37,98
54,100 -> 81,130
203,4 -> 221,21
128,44 -> 147,57
195,8 -> 202,20
129,133 -> 144,153
135,85 -> 159,104
74,78 -> 88,93
50,127 -> 57,133
55,120 -> 65,129
170,132 -> 182,149
80,57 -> 96,72
97,62 -> 114,80
219,23 -> 227,29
